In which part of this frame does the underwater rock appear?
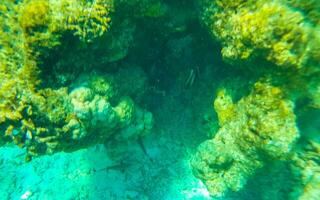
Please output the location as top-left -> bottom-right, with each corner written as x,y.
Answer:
0,0 -> 319,199
202,0 -> 319,70
19,0 -> 113,44
191,82 -> 299,197
290,141 -> 320,200
1,72 -> 153,158
200,0 -> 320,107
0,0 -> 153,159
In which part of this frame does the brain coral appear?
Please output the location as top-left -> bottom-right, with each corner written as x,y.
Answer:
25,74 -> 153,157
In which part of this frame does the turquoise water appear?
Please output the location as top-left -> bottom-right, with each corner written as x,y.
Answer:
1,0 -> 319,199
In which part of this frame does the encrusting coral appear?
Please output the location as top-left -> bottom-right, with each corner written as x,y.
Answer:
0,0 -> 153,160
23,73 -> 153,158
202,0 -> 319,70
20,0 -> 113,45
290,140 -> 320,200
190,0 -> 320,197
200,0 -> 320,107
191,82 -> 299,197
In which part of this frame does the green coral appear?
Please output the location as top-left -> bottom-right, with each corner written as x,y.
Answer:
290,141 -> 320,200
191,82 -> 299,197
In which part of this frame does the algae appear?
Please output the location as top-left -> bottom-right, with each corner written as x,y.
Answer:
0,0 -> 319,199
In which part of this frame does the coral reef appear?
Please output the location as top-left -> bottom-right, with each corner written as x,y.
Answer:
202,0 -> 320,70
193,1 -> 320,195
0,1 -> 38,148
290,141 -> 320,200
191,82 -> 299,197
200,0 -> 320,107
286,0 -> 320,25
0,0 -> 319,199
0,0 -> 152,160
20,0 -> 113,45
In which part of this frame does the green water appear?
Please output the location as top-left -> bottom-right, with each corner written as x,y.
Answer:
0,0 -> 319,199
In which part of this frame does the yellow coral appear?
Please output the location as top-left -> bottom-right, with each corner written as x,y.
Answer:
192,82 -> 299,196
19,0 -> 50,31
290,141 -> 320,199
203,0 -> 320,71
17,0 -> 113,48
1,0 -> 152,160
202,0 -> 320,110
213,89 -> 235,126
63,0 -> 113,42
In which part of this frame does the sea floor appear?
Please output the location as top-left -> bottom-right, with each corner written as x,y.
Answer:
0,49 -> 296,200
0,70 -> 217,200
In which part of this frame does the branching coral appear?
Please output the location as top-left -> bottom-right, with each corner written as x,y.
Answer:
0,1 -> 39,147
1,69 -> 153,159
193,0 -> 320,197
19,0 -> 113,45
191,82 -> 299,197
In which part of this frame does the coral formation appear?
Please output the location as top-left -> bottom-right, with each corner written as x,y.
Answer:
20,0 -> 113,45
200,0 -> 320,107
290,141 -> 320,200
191,82 -> 299,197
202,0 -> 319,70
23,73 -> 153,157
0,0 -> 152,160
0,0 -> 319,199
190,0 -> 320,197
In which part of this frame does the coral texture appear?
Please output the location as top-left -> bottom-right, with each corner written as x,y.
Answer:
201,0 -> 320,107
191,82 -> 299,197
290,141 -> 320,200
0,0 -> 152,160
203,0 -> 319,70
20,0 -> 113,44
24,73 -> 153,157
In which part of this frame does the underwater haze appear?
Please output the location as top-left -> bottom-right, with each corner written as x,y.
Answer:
1,0 -> 320,199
